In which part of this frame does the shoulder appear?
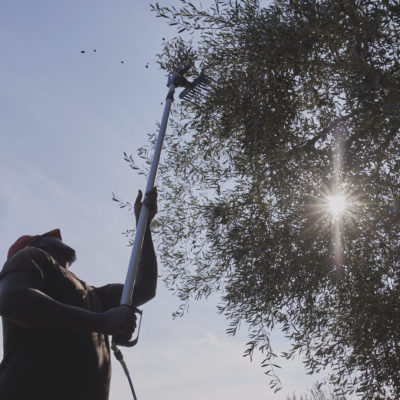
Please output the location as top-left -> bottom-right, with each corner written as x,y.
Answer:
0,247 -> 56,281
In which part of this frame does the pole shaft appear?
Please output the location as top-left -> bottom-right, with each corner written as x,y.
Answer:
120,83 -> 175,306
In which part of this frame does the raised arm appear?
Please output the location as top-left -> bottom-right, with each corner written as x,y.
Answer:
130,187 -> 158,305
96,187 -> 158,309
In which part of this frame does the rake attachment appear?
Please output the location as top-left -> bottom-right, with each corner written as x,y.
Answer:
179,73 -> 211,101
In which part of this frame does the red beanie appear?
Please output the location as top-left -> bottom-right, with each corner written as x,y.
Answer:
7,229 -> 62,260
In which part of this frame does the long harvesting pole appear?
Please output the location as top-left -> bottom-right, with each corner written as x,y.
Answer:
120,80 -> 176,306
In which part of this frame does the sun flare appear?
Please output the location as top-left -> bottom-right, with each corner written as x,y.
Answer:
327,194 -> 347,217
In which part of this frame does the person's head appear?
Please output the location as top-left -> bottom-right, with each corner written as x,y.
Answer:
30,236 -> 76,269
7,229 -> 76,269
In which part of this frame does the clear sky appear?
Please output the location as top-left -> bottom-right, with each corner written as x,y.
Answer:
1,1 -> 325,399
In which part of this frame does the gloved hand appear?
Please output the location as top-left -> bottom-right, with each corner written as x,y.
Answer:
101,305 -> 137,336
134,187 -> 158,223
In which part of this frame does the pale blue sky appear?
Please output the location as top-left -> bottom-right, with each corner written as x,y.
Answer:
1,1 -> 324,399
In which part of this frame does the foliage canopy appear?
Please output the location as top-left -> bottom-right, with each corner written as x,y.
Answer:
131,1 -> 400,397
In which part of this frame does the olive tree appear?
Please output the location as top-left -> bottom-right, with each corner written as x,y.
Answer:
122,1 -> 400,397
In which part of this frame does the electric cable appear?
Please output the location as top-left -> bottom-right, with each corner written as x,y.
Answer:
112,343 -> 138,400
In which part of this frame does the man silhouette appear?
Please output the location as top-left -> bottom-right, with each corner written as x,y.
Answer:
0,188 -> 158,400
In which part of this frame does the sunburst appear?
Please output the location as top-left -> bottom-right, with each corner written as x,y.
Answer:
326,193 -> 347,219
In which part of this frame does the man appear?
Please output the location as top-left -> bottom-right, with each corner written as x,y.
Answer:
0,188 -> 158,400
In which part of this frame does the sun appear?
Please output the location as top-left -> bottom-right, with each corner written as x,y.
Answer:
326,194 -> 347,218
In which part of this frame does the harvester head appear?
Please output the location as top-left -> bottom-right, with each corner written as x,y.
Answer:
178,74 -> 211,101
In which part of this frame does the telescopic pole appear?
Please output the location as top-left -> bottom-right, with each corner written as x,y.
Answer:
120,79 -> 176,306
112,67 -> 210,399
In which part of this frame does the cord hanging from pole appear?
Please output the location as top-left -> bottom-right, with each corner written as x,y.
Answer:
112,343 -> 138,400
